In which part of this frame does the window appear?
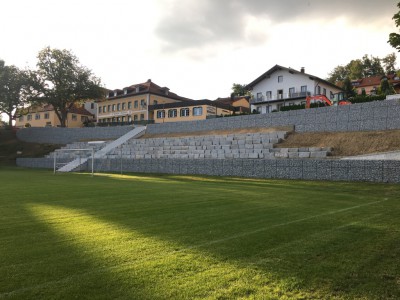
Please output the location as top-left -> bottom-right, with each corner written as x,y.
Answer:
277,89 -> 283,99
98,106 -> 102,113
140,99 -> 146,107
72,114 -> 77,121
193,107 -> 203,116
128,102 -> 132,109
323,88 -> 327,96
35,114 -> 40,120
81,116 -> 87,122
112,104 -> 116,111
266,91 -> 272,99
128,116 -> 132,122
134,100 -> 138,108
27,115 -> 32,121
289,87 -> 295,97
117,103 -> 121,111
153,100 -> 158,105
44,113 -> 49,119
278,75 -> 283,83
301,85 -> 307,94
107,105 -> 111,112
140,114 -> 144,120
256,92 -> 263,101
168,109 -> 177,118
157,110 -> 165,118
133,115 -> 138,121
317,86 -> 321,95
91,103 -> 95,109
121,116 -> 125,122
330,91 -> 334,99
180,108 -> 190,117
19,116 -> 24,122
122,102 -> 126,110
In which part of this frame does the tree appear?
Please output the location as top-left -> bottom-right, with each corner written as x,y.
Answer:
388,2 -> 400,51
327,54 -> 387,83
342,77 -> 356,98
327,65 -> 348,83
231,83 -> 250,97
380,78 -> 395,95
381,53 -> 397,74
0,61 -> 29,127
29,47 -> 104,127
361,55 -> 384,77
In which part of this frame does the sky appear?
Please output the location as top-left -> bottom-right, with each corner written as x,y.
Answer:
1,0 -> 399,122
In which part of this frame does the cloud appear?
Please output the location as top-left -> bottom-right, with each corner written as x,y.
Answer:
155,0 -> 396,54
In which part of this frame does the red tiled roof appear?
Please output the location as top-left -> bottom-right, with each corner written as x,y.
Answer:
104,79 -> 194,102
18,104 -> 94,116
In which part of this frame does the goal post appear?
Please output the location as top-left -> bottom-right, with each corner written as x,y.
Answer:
53,148 -> 95,176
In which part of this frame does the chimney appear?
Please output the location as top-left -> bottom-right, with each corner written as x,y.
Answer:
301,67 -> 305,73
147,79 -> 151,83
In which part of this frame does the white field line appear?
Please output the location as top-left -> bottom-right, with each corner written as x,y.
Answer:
0,198 -> 390,298
187,198 -> 390,249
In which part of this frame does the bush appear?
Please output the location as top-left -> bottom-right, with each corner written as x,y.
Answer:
348,95 -> 386,104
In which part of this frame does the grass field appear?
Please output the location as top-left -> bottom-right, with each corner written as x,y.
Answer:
0,167 -> 399,299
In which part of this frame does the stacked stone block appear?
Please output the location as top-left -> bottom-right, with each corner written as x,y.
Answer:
16,125 -> 133,144
146,99 -> 400,135
17,158 -> 399,183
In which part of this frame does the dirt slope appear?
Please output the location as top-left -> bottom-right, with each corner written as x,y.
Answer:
274,130 -> 400,156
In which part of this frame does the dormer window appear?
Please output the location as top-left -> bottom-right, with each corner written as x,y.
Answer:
113,90 -> 118,97
135,86 -> 140,93
123,88 -> 128,95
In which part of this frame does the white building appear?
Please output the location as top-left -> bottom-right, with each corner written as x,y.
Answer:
247,65 -> 343,113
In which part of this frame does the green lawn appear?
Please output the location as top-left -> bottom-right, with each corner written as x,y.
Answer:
0,167 -> 399,299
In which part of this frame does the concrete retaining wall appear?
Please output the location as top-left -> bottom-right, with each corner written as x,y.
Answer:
16,158 -> 400,183
16,126 -> 133,144
146,100 -> 400,135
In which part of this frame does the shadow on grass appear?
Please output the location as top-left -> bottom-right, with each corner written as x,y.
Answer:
1,168 -> 400,299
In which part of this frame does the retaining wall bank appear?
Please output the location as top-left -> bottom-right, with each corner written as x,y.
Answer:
16,158 -> 400,183
147,99 -> 400,135
16,126 -> 133,144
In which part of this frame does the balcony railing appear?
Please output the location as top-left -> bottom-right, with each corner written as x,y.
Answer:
251,91 -> 312,104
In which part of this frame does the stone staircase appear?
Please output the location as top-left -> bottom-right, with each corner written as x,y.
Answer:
104,131 -> 331,160
56,126 -> 146,172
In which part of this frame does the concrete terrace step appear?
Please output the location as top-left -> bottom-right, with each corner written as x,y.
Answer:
57,126 -> 146,172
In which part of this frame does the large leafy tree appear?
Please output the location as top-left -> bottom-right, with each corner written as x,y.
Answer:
389,2 -> 400,51
327,54 -> 389,83
381,53 -> 397,74
29,47 -> 104,127
0,60 -> 29,127
231,83 -> 250,97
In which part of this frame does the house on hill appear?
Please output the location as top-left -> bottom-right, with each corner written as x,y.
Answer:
15,104 -> 94,128
351,74 -> 400,95
214,96 -> 251,114
247,65 -> 343,114
97,79 -> 194,125
150,99 -> 241,123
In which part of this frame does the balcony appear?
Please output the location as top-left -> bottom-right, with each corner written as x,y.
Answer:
251,91 -> 312,104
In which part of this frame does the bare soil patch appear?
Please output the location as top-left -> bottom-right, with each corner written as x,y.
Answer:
141,126 -> 294,139
276,130 -> 400,156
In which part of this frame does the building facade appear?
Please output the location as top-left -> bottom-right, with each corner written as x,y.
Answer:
97,79 -> 193,124
247,65 -> 343,113
151,100 -> 237,124
351,74 -> 400,95
15,104 -> 94,128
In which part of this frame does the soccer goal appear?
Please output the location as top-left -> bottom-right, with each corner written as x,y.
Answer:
53,148 -> 95,175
